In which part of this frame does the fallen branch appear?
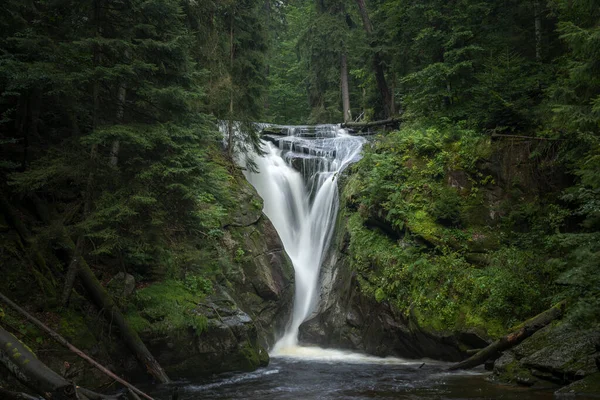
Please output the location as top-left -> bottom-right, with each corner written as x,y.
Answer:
490,133 -> 563,141
448,301 -> 566,371
0,292 -> 155,400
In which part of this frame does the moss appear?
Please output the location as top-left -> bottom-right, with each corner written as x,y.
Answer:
239,341 -> 261,370
132,279 -> 211,336
59,310 -> 98,349
498,359 -> 537,385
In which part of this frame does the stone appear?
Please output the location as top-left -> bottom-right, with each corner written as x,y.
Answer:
222,177 -> 295,349
143,290 -> 269,379
107,272 -> 135,298
493,322 -> 600,387
555,373 -> 600,398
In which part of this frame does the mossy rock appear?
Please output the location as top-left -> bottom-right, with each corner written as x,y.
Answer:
142,289 -> 271,379
555,373 -> 600,397
493,352 -> 540,387
494,322 -> 600,388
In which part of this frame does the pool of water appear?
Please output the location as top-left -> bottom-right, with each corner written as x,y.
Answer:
149,347 -> 555,400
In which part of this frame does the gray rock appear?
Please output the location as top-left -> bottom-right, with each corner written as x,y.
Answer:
222,178 -> 295,349
493,322 -> 600,387
143,290 -> 269,379
107,272 -> 135,298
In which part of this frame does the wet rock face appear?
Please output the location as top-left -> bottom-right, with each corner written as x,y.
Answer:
299,282 -> 483,362
298,206 -> 485,362
144,290 -> 269,379
493,323 -> 600,388
144,178 -> 294,378
223,178 -> 295,349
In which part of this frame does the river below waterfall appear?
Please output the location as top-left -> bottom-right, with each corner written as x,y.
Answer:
193,125 -> 555,399
149,352 -> 554,399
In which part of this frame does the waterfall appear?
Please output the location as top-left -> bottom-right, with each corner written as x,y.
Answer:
243,124 -> 365,352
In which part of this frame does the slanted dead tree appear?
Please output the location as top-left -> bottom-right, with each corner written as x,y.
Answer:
0,292 -> 155,400
0,194 -> 170,384
0,324 -> 130,400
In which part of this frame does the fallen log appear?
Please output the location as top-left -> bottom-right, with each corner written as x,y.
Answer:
0,292 -> 155,400
0,325 -> 79,400
261,126 -> 285,136
28,196 -> 170,384
341,118 -> 400,131
448,301 -> 566,371
0,325 -> 126,400
0,388 -> 41,400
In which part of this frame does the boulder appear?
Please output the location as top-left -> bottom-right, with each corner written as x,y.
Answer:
223,177 -> 295,349
107,272 -> 135,299
493,322 -> 600,387
298,193 -> 487,361
144,290 -> 269,379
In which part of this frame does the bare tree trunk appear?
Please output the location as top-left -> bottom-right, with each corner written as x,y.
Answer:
0,326 -> 78,399
341,53 -> 352,123
342,117 -> 399,131
62,2 -> 103,306
390,71 -> 396,115
228,12 -> 235,159
109,84 -> 126,167
355,0 -> 394,117
533,0 -> 542,61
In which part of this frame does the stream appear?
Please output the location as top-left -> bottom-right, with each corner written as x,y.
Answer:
149,352 -> 553,399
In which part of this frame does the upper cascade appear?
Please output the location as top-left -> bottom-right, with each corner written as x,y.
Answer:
242,124 -> 365,352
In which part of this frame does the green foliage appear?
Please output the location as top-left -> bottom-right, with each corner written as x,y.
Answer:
132,279 -> 212,336
346,122 -> 572,334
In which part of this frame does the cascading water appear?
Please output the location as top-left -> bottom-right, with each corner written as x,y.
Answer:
243,124 -> 365,352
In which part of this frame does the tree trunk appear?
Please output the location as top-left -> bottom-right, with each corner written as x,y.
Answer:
0,326 -> 78,400
448,301 -> 566,371
0,292 -> 155,400
341,117 -> 399,131
110,45 -> 128,168
341,53 -> 352,123
533,0 -> 542,62
355,0 -> 394,117
0,325 -> 124,400
29,201 -> 171,384
62,3 -> 103,306
227,12 -> 235,159
109,84 -> 126,167
77,264 -> 171,383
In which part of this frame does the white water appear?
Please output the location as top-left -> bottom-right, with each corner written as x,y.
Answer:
243,125 -> 365,353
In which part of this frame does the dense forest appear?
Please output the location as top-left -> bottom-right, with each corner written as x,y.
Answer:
1,0 -> 599,397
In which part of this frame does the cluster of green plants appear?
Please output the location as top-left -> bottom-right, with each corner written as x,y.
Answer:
344,119 -> 598,335
0,0 -> 271,291
127,278 -> 212,336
